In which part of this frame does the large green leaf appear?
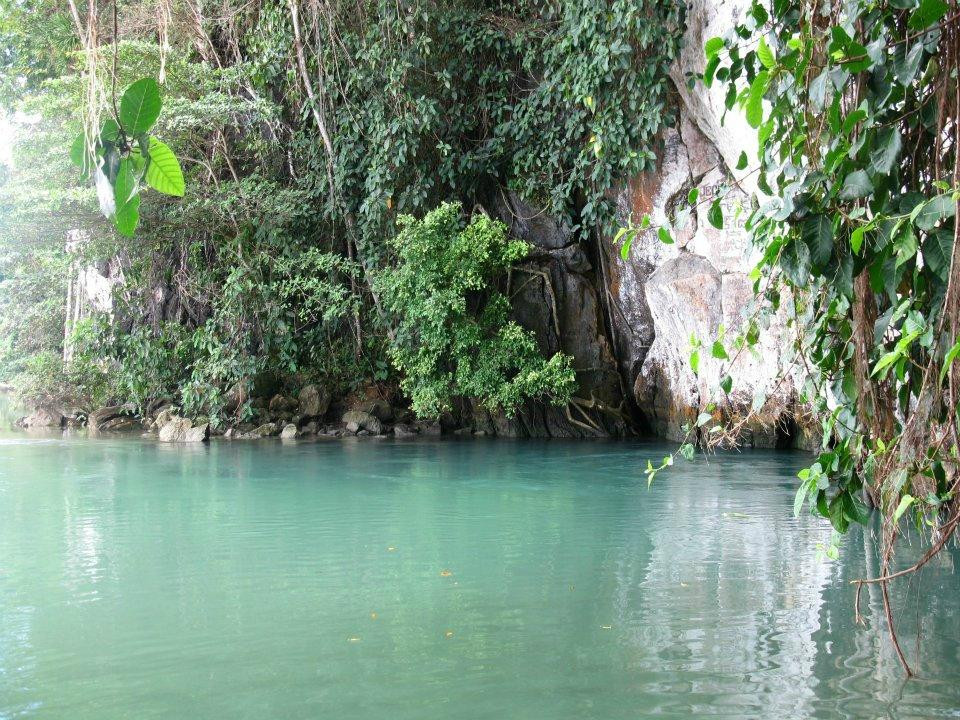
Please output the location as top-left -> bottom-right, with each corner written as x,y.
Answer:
704,37 -> 724,59
119,78 -> 162,135
922,229 -> 954,281
908,0 -> 948,29
69,132 -> 86,168
145,137 -> 185,197
708,199 -> 724,229
914,194 -> 956,231
802,214 -> 833,267
757,38 -> 776,69
745,71 -> 769,129
871,128 -> 902,175
113,158 -> 140,237
838,170 -> 873,200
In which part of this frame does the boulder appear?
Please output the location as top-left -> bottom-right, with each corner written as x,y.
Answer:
19,407 -> 64,428
394,423 -> 418,438
353,399 -> 393,422
159,416 -> 192,442
243,422 -> 280,439
419,421 -> 443,436
268,394 -> 298,413
280,423 -> 298,440
153,407 -> 174,430
222,382 -> 247,413
297,384 -> 331,418
183,423 -> 210,443
342,410 -> 382,435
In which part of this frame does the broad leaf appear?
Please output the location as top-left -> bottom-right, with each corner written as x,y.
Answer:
893,494 -> 914,522
838,170 -> 873,200
745,71 -> 769,129
657,226 -> 673,245
704,37 -> 724,59
801,214 -> 833,266
708,199 -> 723,229
757,38 -> 776,69
940,338 -> 960,385
69,133 -> 86,168
871,128 -> 902,175
850,225 -> 865,255
113,158 -> 140,237
145,137 -> 185,197
914,194 -> 956,231
908,0 -> 948,29
119,78 -> 162,135
922,229 -> 953,281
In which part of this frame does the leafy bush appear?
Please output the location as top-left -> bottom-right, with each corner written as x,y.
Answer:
377,203 -> 576,417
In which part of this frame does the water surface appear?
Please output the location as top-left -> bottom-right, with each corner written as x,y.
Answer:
1,433 -> 959,719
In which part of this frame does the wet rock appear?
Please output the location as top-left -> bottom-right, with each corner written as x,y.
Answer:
183,423 -> 210,443
98,416 -> 143,432
159,416 -> 192,442
245,422 -> 280,439
152,407 -> 174,430
353,399 -> 393,422
342,410 -> 382,435
280,423 -> 298,440
420,421 -> 442,436
393,423 -> 418,438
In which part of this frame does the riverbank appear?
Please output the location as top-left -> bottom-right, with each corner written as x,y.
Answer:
7,382 -> 580,443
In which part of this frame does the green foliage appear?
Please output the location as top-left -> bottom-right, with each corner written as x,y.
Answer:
71,76 -> 185,236
377,203 -> 576,417
696,0 -> 959,547
4,1 -> 681,421
266,0 -> 683,256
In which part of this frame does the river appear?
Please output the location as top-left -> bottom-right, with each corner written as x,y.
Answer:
1,430 -> 959,718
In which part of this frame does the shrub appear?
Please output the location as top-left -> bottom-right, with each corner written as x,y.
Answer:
377,202 -> 576,417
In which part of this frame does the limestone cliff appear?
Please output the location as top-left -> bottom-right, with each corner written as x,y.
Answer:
495,0 -> 805,444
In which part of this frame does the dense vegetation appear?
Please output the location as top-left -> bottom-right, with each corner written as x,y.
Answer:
0,0 -> 682,422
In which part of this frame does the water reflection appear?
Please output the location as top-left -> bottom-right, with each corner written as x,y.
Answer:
0,437 -> 958,719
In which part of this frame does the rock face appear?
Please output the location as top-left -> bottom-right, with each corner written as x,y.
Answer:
489,194 -> 630,438
490,0 -> 799,445
59,0 -> 798,446
591,0 -> 798,445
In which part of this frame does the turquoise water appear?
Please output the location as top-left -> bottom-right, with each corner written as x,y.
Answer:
1,433 -> 959,719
